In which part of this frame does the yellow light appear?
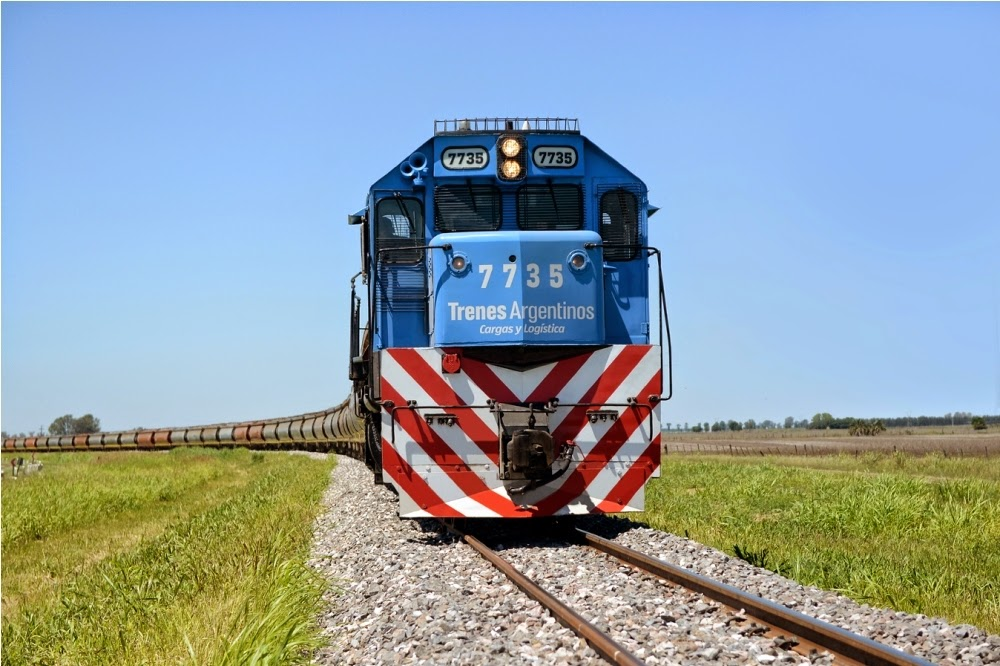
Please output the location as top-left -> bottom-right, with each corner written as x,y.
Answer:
502,160 -> 522,179
500,138 -> 522,158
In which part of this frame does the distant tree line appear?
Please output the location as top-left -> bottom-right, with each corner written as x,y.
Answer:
680,411 -> 998,433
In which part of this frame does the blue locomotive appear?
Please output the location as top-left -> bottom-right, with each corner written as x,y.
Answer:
349,118 -> 668,518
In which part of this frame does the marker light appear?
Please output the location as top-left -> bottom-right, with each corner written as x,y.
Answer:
501,160 -> 522,179
500,137 -> 522,158
568,251 -> 588,271
450,254 -> 468,272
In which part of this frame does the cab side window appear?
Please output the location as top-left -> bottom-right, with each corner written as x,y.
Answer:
599,189 -> 639,261
376,197 -> 424,264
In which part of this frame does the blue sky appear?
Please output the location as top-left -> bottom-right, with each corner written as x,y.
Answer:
3,3 -> 999,434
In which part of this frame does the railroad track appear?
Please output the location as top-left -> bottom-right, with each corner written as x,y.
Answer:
443,521 -> 932,666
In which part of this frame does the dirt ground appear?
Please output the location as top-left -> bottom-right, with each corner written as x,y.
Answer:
663,427 -> 1000,457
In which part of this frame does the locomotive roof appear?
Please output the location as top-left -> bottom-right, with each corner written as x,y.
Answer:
434,117 -> 579,135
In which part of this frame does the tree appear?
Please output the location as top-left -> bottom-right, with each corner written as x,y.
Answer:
744,419 -> 757,430
972,416 -> 987,431
74,414 -> 101,434
810,413 -> 834,430
48,414 -> 76,436
48,414 -> 101,436
849,418 -> 885,436
703,422 -> 710,432
691,424 -> 703,433
784,416 -> 795,429
727,420 -> 743,432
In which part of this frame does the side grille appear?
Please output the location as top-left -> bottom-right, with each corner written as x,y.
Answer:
375,265 -> 427,312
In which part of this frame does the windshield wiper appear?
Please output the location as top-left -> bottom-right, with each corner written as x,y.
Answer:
548,181 -> 561,226
393,192 -> 415,234
466,179 -> 478,215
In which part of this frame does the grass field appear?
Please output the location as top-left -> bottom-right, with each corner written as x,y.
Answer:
664,425 -> 1000,458
1,448 -> 335,665
668,425 -> 993,440
639,452 -> 1000,634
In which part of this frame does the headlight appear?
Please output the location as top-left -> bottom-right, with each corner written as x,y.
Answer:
500,137 -> 521,158
496,135 -> 526,181
568,250 -> 588,271
501,160 -> 522,179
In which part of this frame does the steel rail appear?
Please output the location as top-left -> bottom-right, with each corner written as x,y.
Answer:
575,529 -> 932,666
442,522 -> 644,666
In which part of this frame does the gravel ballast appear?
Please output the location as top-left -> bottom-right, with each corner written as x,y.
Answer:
309,457 -> 999,664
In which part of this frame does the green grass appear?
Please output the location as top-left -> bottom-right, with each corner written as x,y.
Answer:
749,450 -> 1000,482
1,448 -> 335,665
640,452 -> 1000,633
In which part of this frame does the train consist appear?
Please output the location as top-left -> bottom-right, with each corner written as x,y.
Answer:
3,399 -> 365,456
4,117 -> 670,519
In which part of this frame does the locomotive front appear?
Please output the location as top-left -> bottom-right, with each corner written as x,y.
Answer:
349,118 -> 665,518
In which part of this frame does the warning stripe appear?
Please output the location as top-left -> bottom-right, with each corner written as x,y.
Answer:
551,346 -> 653,446
388,349 -> 500,464
381,378 -> 482,469
381,345 -> 661,518
458,357 -> 520,405
579,372 -> 661,469
458,351 -> 607,406
382,444 -> 463,517
525,353 -> 592,403
534,372 -> 661,514
383,379 -> 517,516
595,437 -> 662,512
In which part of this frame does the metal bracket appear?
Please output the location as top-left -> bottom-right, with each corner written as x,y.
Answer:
425,413 -> 458,426
586,409 -> 619,424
